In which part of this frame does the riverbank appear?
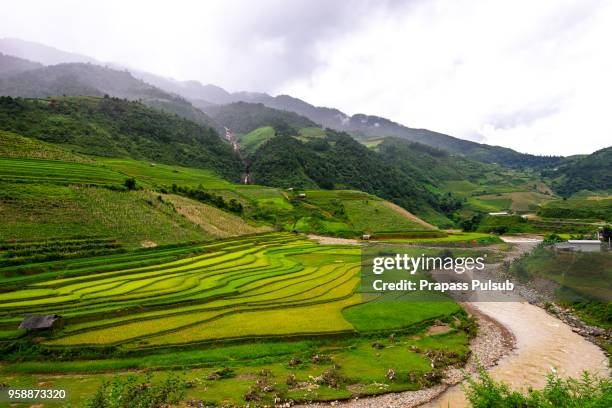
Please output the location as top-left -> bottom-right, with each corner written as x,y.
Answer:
423,237 -> 609,407
296,303 -> 514,408
300,236 -> 609,408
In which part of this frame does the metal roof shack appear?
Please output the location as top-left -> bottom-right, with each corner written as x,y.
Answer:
18,314 -> 63,330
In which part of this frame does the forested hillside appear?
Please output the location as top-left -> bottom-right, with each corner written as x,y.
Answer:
204,101 -> 317,134
187,89 -> 564,168
0,53 -> 43,77
248,129 -> 443,215
0,62 -> 221,131
0,41 -> 569,170
0,96 -> 242,179
375,137 -> 497,186
544,146 -> 612,197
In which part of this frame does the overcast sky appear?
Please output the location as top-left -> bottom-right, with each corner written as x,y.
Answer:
2,0 -> 611,155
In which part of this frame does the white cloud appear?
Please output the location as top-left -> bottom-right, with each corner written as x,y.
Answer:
282,0 -> 612,155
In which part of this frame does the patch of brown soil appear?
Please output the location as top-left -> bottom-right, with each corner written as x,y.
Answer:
307,235 -> 361,245
426,324 -> 452,336
140,240 -> 157,248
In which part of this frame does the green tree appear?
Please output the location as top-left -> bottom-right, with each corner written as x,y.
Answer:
124,177 -> 136,190
601,225 -> 612,242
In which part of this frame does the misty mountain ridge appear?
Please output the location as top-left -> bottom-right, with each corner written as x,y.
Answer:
0,38 -> 97,65
0,37 -> 582,168
204,101 -> 317,134
0,38 -> 609,206
0,53 -> 43,77
0,59 -> 221,133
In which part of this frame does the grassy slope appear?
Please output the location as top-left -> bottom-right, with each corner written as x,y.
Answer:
239,125 -> 275,153
0,132 -> 438,250
0,129 -> 92,162
544,146 -> 612,197
98,158 -> 438,237
164,194 -> 271,238
0,182 -> 209,248
0,135 -> 271,249
0,96 -> 242,180
538,195 -> 612,222
302,190 -> 436,234
99,158 -> 234,189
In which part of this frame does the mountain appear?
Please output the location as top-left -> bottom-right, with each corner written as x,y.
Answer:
0,53 -> 43,77
0,38 -> 229,107
0,37 -> 97,65
236,93 -> 347,128
133,72 -> 234,105
223,94 -> 561,168
0,62 -> 221,132
204,102 -> 317,134
0,95 -> 242,180
543,146 -> 612,197
248,128 -> 446,217
374,137 -> 495,187
0,38 -> 563,168
170,86 -> 563,168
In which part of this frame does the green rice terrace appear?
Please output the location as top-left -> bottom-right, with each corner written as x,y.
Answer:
0,232 -> 476,406
0,132 -> 484,406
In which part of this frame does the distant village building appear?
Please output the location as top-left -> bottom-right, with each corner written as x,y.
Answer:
488,211 -> 509,216
567,239 -> 601,245
19,314 -> 63,331
298,193 -> 306,198
362,234 -> 371,240
556,240 -> 602,253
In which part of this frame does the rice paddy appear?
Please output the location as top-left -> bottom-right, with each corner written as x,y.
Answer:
0,157 -> 125,186
0,233 -> 471,405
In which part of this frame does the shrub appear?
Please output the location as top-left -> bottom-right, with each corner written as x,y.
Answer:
86,373 -> 186,408
124,178 -> 137,190
543,233 -> 564,244
464,367 -> 612,407
601,225 -> 612,242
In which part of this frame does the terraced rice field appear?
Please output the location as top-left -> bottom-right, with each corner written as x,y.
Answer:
0,233 -> 470,405
0,130 -> 92,163
100,158 -> 234,189
0,234 -> 361,348
0,232 -> 463,350
0,157 -> 125,186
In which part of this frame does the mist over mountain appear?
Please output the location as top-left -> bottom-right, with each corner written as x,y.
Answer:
204,102 -> 317,134
0,53 -> 43,77
0,38 -> 97,65
0,58 -> 221,133
0,37 -> 595,170
197,89 -> 563,168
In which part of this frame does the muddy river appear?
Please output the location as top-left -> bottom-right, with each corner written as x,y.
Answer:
423,237 -> 609,407
422,300 -> 609,407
